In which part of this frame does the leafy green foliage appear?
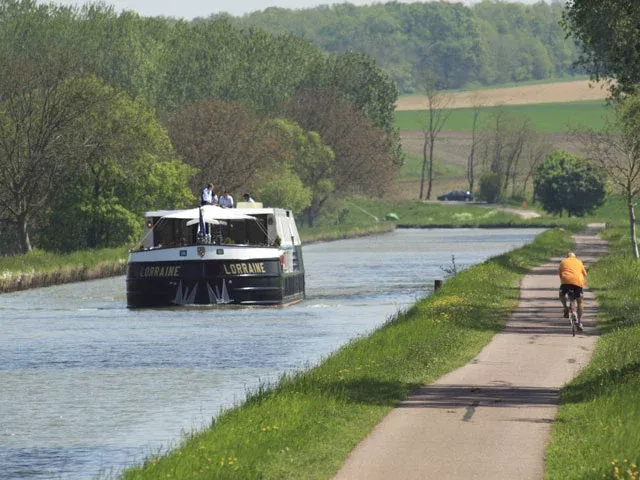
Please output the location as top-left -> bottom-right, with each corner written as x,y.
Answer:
534,150 -> 606,217
255,167 -> 312,216
284,89 -> 401,204
269,119 -> 336,225
478,172 -> 502,203
237,1 -> 581,93
166,99 -> 285,197
40,80 -> 194,252
563,0 -> 640,98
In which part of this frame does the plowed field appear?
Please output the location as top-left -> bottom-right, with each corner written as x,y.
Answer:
396,80 -> 609,111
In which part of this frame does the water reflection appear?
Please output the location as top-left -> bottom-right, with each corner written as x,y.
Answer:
0,228 -> 544,479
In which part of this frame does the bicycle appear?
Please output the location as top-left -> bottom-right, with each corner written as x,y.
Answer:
566,291 -> 580,336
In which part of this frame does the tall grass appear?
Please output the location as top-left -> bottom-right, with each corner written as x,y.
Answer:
545,227 -> 640,480
120,228 -> 573,480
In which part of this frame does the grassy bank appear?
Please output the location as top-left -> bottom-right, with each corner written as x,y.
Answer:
545,227 -> 640,480
341,197 -> 588,230
298,222 -> 395,244
395,100 -> 610,133
0,222 -> 396,293
0,247 -> 128,293
120,228 -> 572,480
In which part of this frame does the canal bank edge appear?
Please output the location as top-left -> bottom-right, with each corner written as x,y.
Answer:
119,227 -> 574,480
0,260 -> 127,294
0,224 -> 395,294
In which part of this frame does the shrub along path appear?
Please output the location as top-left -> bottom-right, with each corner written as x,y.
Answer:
333,224 -> 608,480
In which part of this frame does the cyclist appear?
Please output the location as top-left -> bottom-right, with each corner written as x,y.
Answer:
558,251 -> 587,331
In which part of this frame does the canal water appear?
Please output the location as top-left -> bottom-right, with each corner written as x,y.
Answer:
0,228 -> 545,479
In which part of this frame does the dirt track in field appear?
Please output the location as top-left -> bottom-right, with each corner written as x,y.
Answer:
396,80 -> 609,111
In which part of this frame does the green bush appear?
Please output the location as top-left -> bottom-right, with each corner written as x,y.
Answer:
478,172 -> 502,203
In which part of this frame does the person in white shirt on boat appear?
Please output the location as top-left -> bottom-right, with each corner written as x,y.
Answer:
243,193 -> 255,203
201,183 -> 218,206
219,190 -> 234,208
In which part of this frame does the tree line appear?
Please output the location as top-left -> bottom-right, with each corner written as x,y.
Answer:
232,0 -> 581,93
0,0 -> 401,255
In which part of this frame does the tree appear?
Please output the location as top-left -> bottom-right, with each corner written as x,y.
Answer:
563,0 -> 640,98
297,50 -> 401,150
478,172 -> 502,204
479,107 -> 534,199
519,133 -> 553,199
419,73 -> 452,200
165,99 -> 285,197
284,89 -> 400,203
269,119 -> 335,226
256,166 -> 312,216
467,96 -> 484,194
0,71 -> 103,253
40,80 -> 195,252
533,150 -> 606,217
577,96 -> 640,259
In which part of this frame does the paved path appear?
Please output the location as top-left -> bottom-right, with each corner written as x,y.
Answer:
334,224 -> 608,480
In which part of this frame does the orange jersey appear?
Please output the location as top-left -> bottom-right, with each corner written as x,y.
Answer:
558,257 -> 587,288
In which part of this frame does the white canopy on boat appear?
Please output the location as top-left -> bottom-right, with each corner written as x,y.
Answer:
185,218 -> 226,226
148,206 -> 256,222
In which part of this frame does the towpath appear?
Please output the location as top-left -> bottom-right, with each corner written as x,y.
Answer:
334,224 -> 608,480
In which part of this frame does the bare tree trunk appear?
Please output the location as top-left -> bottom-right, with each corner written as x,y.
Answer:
418,72 -> 451,200
17,214 -> 32,254
426,133 -> 435,200
629,201 -> 639,260
420,139 -> 428,200
467,110 -> 479,192
307,206 -> 315,227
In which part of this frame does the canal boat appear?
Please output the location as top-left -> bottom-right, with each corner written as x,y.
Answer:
126,203 -> 305,308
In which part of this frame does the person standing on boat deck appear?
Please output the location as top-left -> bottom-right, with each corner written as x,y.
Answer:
201,183 -> 217,206
243,193 -> 255,203
219,190 -> 234,208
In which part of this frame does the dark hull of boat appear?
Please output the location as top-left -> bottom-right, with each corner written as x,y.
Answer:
126,257 -> 305,308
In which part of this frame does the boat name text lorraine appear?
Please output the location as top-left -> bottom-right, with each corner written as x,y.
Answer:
138,262 -> 268,278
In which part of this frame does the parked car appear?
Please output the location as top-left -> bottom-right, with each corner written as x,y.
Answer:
437,190 -> 473,201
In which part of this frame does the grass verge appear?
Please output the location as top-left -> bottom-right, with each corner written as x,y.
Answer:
120,228 -> 573,480
299,221 -> 395,244
545,227 -> 640,480
0,247 -> 128,293
339,197 -> 587,231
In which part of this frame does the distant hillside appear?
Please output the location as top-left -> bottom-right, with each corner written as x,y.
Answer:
230,0 -> 581,94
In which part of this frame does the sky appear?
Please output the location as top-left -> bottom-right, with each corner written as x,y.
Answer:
50,0 -> 549,20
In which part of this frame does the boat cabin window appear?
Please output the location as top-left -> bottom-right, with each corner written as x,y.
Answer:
152,218 -> 192,247
149,214 -> 271,248
225,215 -> 269,245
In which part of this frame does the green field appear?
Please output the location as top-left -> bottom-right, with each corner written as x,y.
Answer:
395,101 -> 611,133
399,152 -> 466,179
398,75 -> 592,98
